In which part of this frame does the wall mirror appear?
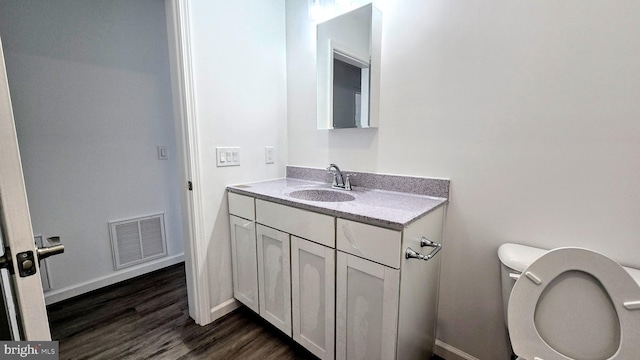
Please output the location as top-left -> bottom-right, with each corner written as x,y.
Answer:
316,4 -> 381,129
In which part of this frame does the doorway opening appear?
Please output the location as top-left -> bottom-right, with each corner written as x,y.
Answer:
0,0 -> 204,340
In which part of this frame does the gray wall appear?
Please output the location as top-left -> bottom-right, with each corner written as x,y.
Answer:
333,59 -> 361,128
0,0 -> 184,302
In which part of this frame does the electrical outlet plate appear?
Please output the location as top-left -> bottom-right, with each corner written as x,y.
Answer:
216,147 -> 240,167
265,146 -> 275,164
157,146 -> 168,160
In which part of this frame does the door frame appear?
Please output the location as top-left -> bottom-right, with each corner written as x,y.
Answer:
165,0 -> 211,325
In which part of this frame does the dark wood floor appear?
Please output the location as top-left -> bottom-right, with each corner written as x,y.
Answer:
47,263 -> 447,360
47,263 -> 316,360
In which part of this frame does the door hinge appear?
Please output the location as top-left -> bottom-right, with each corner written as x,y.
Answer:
188,181 -> 193,191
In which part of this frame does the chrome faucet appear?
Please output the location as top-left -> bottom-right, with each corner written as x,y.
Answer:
326,164 -> 353,190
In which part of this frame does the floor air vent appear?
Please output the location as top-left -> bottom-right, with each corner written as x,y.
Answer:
109,213 -> 167,270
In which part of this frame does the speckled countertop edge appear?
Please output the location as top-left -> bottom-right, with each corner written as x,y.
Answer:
227,176 -> 448,230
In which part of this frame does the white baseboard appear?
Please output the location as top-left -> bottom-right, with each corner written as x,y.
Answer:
44,253 -> 185,305
435,339 -> 480,360
210,298 -> 240,322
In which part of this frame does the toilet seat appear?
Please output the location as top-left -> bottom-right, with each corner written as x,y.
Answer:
508,247 -> 640,360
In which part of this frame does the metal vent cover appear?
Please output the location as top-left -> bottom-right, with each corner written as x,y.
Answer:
109,213 -> 167,270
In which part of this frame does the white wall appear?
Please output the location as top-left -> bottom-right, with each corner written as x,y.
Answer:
0,0 -> 184,302
187,0 -> 288,312
286,0 -> 640,359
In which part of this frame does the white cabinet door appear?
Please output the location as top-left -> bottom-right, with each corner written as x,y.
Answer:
230,215 -> 259,313
336,252 -> 400,360
257,224 -> 292,336
291,236 -> 335,360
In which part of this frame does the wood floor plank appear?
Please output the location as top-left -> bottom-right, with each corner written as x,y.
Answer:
47,263 -> 317,360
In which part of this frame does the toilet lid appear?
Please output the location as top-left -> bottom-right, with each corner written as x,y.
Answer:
508,247 -> 640,360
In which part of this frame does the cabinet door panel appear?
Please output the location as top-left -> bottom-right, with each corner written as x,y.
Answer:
230,215 -> 258,312
336,252 -> 399,360
257,224 -> 292,336
291,236 -> 335,360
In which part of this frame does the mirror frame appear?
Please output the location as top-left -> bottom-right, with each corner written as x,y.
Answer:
316,3 -> 382,130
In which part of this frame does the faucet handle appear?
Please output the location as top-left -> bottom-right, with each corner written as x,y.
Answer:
344,173 -> 356,190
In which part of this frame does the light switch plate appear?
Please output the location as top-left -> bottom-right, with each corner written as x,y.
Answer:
157,146 -> 168,160
265,146 -> 275,164
216,147 -> 240,167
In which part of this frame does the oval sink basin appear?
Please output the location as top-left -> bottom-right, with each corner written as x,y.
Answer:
288,189 -> 355,202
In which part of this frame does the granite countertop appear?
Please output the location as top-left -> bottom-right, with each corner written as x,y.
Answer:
227,178 -> 448,230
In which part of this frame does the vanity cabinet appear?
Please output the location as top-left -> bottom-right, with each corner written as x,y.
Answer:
255,198 -> 336,356
335,208 -> 446,360
228,189 -> 446,360
230,196 -> 336,358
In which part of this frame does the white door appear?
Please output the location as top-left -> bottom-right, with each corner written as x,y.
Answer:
291,236 -> 335,360
256,224 -> 291,336
229,215 -> 259,313
336,252 -> 400,360
0,36 -> 51,340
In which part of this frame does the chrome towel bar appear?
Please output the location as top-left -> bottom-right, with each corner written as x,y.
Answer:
405,237 -> 442,262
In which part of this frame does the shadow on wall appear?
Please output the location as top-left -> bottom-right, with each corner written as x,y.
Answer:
208,191 -> 235,307
0,0 -> 170,74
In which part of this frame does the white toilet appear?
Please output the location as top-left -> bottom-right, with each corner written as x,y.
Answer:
498,243 -> 640,360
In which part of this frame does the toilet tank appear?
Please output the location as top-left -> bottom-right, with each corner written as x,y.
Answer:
498,243 -> 547,327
